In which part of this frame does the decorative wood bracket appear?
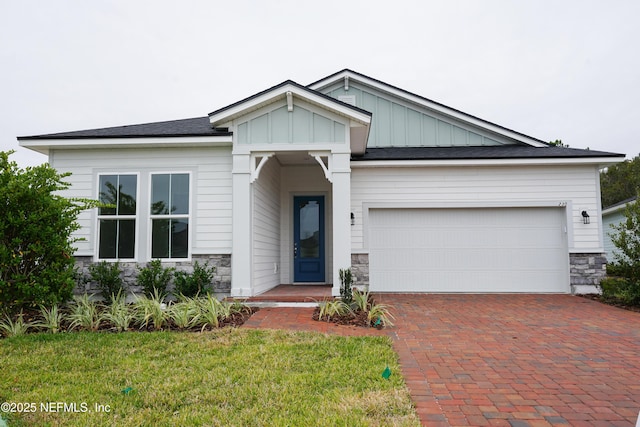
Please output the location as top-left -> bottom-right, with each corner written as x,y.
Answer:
309,151 -> 332,183
250,152 -> 275,183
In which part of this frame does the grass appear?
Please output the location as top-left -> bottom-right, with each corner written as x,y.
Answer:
0,329 -> 419,426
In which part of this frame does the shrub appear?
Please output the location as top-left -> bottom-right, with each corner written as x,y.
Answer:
137,260 -> 174,297
339,268 -> 353,305
134,288 -> 168,330
600,277 -> 640,305
317,299 -> 352,321
68,294 -> 102,331
38,303 -> 63,334
102,290 -> 135,332
605,191 -> 640,305
173,261 -> 215,297
0,310 -> 38,337
0,151 -> 98,312
88,261 -> 125,300
169,297 -> 200,329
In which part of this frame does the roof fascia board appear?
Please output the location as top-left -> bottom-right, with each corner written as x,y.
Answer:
602,198 -> 637,215
309,69 -> 548,148
19,135 -> 233,151
209,81 -> 371,127
350,156 -> 625,168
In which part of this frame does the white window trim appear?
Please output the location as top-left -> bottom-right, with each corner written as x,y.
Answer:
95,172 -> 140,262
148,171 -> 193,262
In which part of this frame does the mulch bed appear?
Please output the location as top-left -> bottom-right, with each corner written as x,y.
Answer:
577,294 -> 640,313
312,307 -> 383,329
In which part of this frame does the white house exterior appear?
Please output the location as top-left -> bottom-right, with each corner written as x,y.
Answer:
19,69 -> 624,296
602,197 -> 636,261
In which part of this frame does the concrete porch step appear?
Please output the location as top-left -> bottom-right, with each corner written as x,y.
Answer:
226,284 -> 334,305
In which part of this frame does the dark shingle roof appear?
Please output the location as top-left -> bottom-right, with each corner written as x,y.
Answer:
18,117 -> 230,140
351,146 -> 625,161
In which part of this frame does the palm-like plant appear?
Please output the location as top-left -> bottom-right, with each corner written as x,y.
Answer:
103,291 -> 135,332
68,294 -> 102,331
134,288 -> 168,330
197,294 -> 224,329
0,311 -> 38,337
168,296 -> 200,329
317,299 -> 352,321
38,304 -> 63,334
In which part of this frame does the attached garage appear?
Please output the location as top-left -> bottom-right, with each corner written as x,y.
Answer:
368,207 -> 570,293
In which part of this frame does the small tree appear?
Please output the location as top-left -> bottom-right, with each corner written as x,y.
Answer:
602,193 -> 640,304
137,260 -> 174,297
0,151 -> 98,312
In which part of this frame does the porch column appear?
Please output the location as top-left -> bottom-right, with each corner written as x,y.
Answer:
331,152 -> 351,297
231,153 -> 253,297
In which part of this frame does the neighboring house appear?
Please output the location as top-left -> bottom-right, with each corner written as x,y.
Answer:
18,69 -> 625,296
602,197 -> 637,262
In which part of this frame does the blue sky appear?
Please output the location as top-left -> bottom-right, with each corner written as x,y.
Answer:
2,0 -> 639,167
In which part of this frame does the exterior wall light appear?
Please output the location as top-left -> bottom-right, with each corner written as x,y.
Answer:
581,210 -> 590,224
351,212 -> 355,226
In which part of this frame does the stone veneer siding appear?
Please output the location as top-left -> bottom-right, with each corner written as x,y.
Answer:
74,254 -> 231,297
569,253 -> 607,293
351,253 -> 369,288
350,252 -> 606,294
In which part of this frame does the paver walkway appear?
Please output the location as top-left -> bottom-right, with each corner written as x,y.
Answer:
243,294 -> 640,426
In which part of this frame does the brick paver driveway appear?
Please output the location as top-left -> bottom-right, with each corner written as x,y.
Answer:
380,294 -> 640,426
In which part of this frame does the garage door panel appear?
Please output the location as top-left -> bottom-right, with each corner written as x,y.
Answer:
369,208 -> 569,293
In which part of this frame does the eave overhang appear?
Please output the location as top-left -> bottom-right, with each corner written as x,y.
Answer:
208,80 -> 371,155
18,135 -> 233,156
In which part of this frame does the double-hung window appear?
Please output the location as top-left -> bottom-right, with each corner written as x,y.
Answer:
151,173 -> 190,259
98,174 -> 137,259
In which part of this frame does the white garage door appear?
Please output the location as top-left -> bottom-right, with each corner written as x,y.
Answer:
368,208 -> 569,293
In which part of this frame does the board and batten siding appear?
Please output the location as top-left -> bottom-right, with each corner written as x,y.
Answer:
252,157 -> 281,294
50,146 -> 233,259
237,99 -> 347,145
323,83 -> 509,148
350,164 -> 604,252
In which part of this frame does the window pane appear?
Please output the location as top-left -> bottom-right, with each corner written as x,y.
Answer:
99,175 -> 117,215
99,220 -> 117,258
299,201 -> 320,258
152,219 -> 170,259
118,220 -> 136,258
170,219 -> 189,258
118,175 -> 137,215
171,174 -> 190,215
151,174 -> 170,215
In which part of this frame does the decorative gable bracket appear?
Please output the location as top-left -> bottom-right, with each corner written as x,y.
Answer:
250,152 -> 275,183
309,151 -> 332,183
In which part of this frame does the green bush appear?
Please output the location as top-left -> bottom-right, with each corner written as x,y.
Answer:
604,190 -> 640,306
88,261 -> 125,300
137,260 -> 174,297
600,277 -> 640,305
173,261 -> 215,297
0,151 -> 98,312
339,268 -> 353,305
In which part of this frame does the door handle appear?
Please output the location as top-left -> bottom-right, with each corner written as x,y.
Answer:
294,243 -> 298,258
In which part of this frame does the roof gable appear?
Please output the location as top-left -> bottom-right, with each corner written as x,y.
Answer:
308,69 -> 548,148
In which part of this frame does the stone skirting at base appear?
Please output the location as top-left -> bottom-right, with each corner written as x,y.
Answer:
351,253 -> 369,288
74,254 -> 231,297
569,253 -> 607,294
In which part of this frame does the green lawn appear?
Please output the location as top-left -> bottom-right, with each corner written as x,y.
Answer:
0,329 -> 419,426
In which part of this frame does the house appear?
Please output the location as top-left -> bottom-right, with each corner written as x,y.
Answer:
18,69 -> 625,296
602,197 -> 637,261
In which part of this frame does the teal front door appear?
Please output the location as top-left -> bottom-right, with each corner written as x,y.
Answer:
293,196 -> 325,282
